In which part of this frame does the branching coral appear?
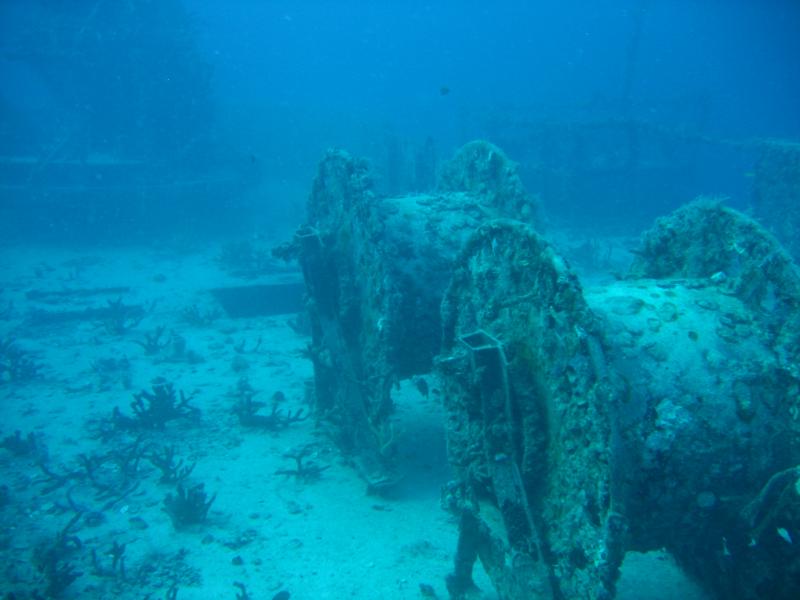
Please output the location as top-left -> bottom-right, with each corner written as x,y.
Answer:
163,483 -> 216,529
0,337 -> 43,384
114,377 -> 200,430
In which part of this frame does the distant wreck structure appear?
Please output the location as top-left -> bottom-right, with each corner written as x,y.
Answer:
753,140 -> 800,262
284,141 -> 800,598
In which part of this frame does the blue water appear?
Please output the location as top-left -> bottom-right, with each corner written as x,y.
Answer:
1,0 -> 799,240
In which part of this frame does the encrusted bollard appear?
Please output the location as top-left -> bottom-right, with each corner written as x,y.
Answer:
439,220 -> 621,600
294,142 -> 540,491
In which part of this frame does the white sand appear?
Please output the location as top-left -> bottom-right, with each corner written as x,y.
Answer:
0,242 -> 706,599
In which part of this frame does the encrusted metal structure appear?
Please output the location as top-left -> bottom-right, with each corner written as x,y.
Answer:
438,219 -> 623,599
611,200 -> 800,598
292,141 -> 540,490
290,142 -> 800,599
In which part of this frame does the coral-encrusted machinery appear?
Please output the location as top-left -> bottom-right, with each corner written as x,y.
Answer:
285,142 -> 800,598
282,141 -> 541,490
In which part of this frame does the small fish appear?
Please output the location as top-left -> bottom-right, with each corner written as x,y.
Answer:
439,85 -> 450,96
419,583 -> 437,597
777,527 -> 793,544
272,592 -> 291,600
413,376 -> 429,398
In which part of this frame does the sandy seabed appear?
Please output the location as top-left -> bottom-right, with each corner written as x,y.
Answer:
0,241 -> 707,600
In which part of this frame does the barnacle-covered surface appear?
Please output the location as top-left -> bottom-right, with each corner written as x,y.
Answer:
439,220 -> 623,599
437,140 -> 542,227
298,142 -> 540,488
628,199 -> 800,371
602,201 -> 800,598
587,280 -> 799,594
